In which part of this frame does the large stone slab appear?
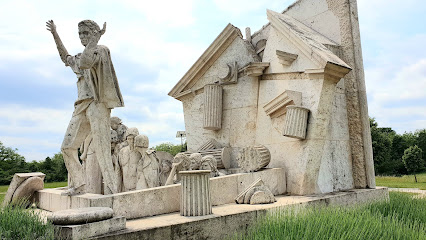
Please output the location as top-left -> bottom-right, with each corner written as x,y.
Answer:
55,216 -> 125,240
2,172 -> 45,207
48,207 -> 114,225
36,168 -> 286,219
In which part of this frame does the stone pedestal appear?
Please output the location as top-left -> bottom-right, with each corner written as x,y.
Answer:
203,84 -> 223,130
283,106 -> 310,139
180,170 -> 212,216
237,145 -> 271,172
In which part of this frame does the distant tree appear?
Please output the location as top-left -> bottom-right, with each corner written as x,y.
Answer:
370,118 -> 394,174
415,129 -> 426,166
0,141 -> 28,185
153,142 -> 187,156
402,145 -> 424,182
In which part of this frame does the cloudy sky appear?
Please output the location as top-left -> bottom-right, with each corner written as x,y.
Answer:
0,0 -> 425,161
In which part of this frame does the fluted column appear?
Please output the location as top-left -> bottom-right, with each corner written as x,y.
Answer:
283,106 -> 310,140
203,84 -> 223,130
180,170 -> 212,216
237,145 -> 271,172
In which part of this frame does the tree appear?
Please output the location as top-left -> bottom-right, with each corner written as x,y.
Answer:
0,141 -> 28,185
402,145 -> 424,182
370,118 -> 394,174
153,142 -> 187,156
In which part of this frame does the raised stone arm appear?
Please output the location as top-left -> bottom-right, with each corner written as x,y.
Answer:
46,20 -> 69,65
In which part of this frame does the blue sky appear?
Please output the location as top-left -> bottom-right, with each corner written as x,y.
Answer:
0,0 -> 425,161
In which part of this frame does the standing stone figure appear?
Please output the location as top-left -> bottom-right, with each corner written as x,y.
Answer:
80,134 -> 102,194
135,135 -> 160,190
46,20 -> 124,195
159,159 -> 172,186
118,127 -> 140,192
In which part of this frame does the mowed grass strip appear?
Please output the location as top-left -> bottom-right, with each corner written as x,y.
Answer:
0,181 -> 67,204
376,172 -> 426,190
231,192 -> 426,240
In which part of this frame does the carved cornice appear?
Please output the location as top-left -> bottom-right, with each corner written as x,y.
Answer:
276,50 -> 298,66
263,90 -> 302,118
239,62 -> 270,77
305,62 -> 352,83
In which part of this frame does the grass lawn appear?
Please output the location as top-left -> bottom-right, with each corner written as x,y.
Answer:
0,181 -> 67,203
232,192 -> 426,240
376,172 -> 426,190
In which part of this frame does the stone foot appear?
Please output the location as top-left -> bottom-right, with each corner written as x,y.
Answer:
61,185 -> 85,196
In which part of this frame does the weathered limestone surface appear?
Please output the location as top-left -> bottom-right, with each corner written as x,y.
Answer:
237,145 -> 271,172
180,170 -> 212,216
3,172 -> 45,207
203,84 -> 223,130
283,0 -> 375,189
36,168 -> 286,219
46,20 -> 123,195
11,176 -> 44,203
48,207 -> 114,225
283,106 -> 310,139
55,216 -> 125,240
197,138 -> 222,151
235,178 -> 276,204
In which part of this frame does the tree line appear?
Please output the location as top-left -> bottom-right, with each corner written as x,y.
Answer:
0,142 -> 67,185
0,118 -> 424,185
370,118 -> 425,178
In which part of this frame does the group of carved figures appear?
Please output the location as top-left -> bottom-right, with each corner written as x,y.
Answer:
80,117 -> 225,194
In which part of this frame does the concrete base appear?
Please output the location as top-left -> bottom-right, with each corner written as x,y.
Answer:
91,187 -> 388,240
55,217 -> 126,240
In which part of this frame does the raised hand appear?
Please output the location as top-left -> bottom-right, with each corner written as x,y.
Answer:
46,20 -> 57,34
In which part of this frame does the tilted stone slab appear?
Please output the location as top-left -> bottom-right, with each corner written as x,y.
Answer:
2,172 -> 45,207
11,176 -> 44,203
48,207 -> 114,225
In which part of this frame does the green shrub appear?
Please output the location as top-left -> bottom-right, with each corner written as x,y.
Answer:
0,201 -> 55,240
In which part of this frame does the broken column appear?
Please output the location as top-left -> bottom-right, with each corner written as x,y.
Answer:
237,145 -> 271,172
203,84 -> 223,130
283,105 -> 310,139
180,170 -> 212,216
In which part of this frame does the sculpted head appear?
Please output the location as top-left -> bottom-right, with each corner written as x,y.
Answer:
110,116 -> 122,130
134,134 -> 149,153
189,153 -> 202,170
78,20 -> 100,46
200,155 -> 217,172
161,159 -> 172,173
173,153 -> 190,171
125,127 -> 139,150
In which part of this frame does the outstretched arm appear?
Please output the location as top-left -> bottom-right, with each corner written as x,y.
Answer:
46,20 -> 69,65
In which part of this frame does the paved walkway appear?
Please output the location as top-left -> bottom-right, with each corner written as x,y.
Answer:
387,187 -> 426,198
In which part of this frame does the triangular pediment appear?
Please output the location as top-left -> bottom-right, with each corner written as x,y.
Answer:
169,24 -> 244,100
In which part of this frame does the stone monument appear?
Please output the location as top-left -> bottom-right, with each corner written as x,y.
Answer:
47,19 -> 124,196
168,0 -> 376,195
